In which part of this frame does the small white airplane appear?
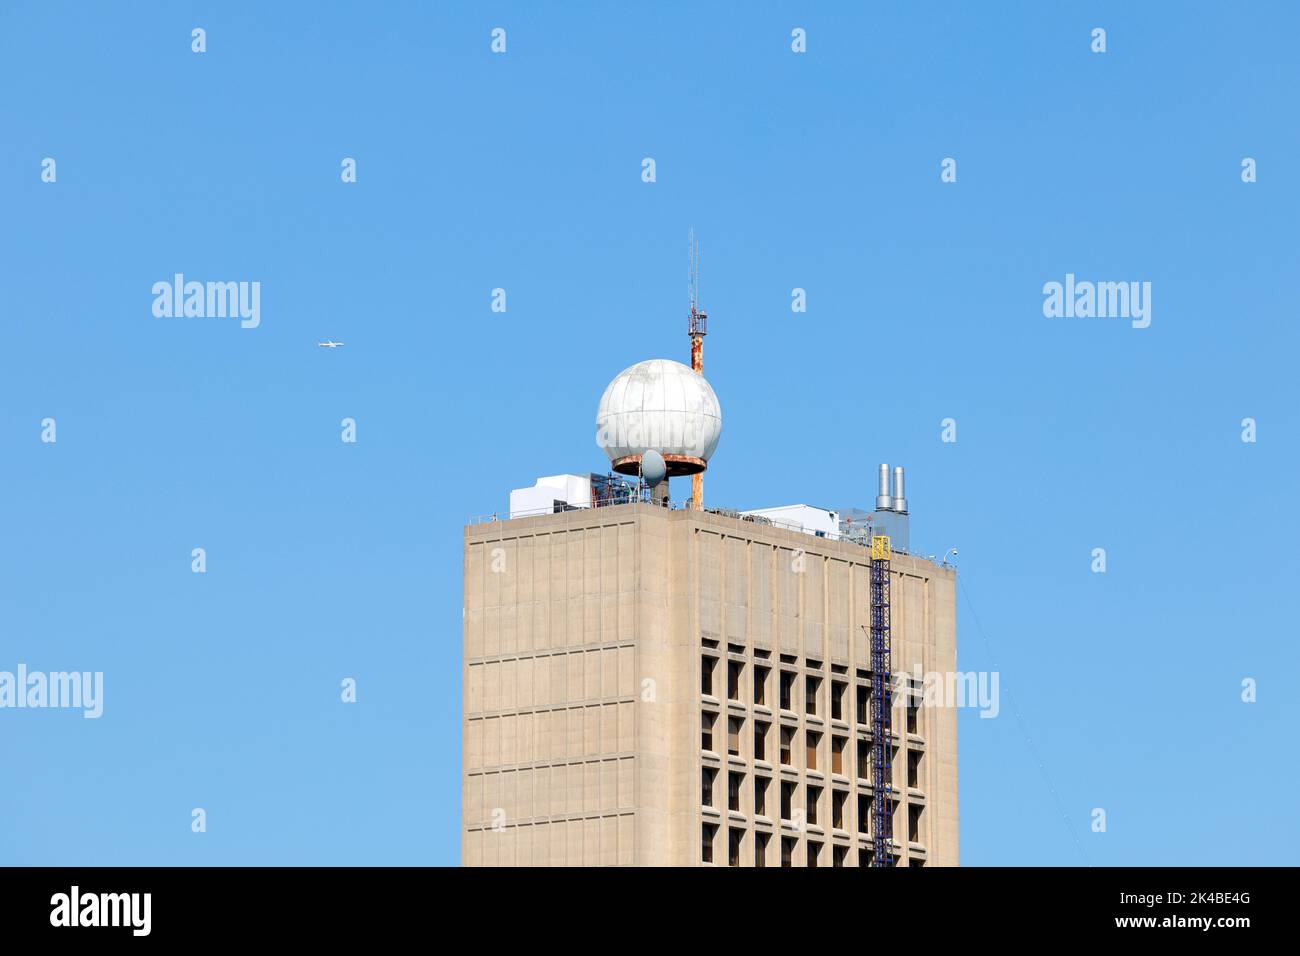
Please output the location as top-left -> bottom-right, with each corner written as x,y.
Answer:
317,341 -> 345,348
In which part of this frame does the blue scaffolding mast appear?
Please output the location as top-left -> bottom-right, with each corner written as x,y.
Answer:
869,535 -> 894,867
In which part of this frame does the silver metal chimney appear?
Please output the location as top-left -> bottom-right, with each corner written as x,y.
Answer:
876,464 -> 892,511
892,466 -> 908,514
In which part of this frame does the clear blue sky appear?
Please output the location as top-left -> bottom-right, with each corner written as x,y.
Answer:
2,1 -> 1296,866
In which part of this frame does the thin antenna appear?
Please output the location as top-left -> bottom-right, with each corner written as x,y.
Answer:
687,230 -> 705,339
695,235 -> 700,315
688,228 -> 699,318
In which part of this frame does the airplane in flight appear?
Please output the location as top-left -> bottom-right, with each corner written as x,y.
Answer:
316,341 -> 345,348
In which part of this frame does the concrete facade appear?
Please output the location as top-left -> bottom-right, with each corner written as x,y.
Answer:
462,502 -> 958,866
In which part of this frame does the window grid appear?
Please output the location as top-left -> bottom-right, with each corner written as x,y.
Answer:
700,646 -> 927,867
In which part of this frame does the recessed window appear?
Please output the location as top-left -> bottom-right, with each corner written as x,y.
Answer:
702,767 -> 716,807
833,845 -> 848,868
780,726 -> 794,765
806,785 -> 821,826
907,702 -> 919,734
831,681 -> 846,720
755,831 -> 770,868
857,739 -> 871,780
754,721 -> 769,761
702,823 -> 717,863
856,685 -> 870,724
909,803 -> 924,843
831,736 -> 846,775
805,675 -> 820,715
754,665 -> 769,706
832,790 -> 847,830
781,781 -> 795,820
701,711 -> 716,751
779,671 -> 795,710
701,657 -> 717,696
806,730 -> 820,770
728,771 -> 743,812
807,841 -> 822,868
858,794 -> 872,835
728,828 -> 743,867
781,836 -> 795,867
728,660 -> 743,700
728,716 -> 743,756
908,750 -> 921,788
754,776 -> 769,817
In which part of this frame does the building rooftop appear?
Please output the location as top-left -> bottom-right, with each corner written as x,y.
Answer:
468,498 -> 941,564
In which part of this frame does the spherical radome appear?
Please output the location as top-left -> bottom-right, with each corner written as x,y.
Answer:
595,359 -> 722,476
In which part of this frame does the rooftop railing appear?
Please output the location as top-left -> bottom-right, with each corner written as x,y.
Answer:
467,499 -> 939,562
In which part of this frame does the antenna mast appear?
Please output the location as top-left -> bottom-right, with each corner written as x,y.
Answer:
688,230 -> 707,511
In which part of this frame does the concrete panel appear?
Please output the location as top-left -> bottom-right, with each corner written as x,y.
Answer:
462,504 -> 956,866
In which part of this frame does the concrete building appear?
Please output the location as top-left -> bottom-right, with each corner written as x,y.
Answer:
461,501 -> 958,866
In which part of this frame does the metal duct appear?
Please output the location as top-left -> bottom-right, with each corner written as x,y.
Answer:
892,466 -> 908,514
876,464 -> 892,512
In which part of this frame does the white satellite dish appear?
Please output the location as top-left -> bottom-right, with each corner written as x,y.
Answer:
641,449 -> 667,487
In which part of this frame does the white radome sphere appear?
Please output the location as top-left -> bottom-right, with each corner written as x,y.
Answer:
596,359 -> 722,475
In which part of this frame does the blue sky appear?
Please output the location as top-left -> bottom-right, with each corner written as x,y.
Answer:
1,1 -> 1296,866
